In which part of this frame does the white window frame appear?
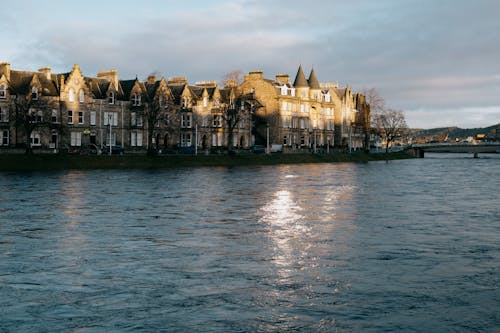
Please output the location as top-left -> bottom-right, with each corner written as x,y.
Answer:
1,130 -> 9,146
68,88 -> 75,103
0,85 -> 6,98
213,115 -> 222,127
31,87 -> 38,100
0,108 -> 8,122
130,131 -> 143,147
70,131 -> 82,146
79,89 -> 85,103
108,92 -> 115,104
90,111 -> 96,126
181,132 -> 191,147
51,109 -> 58,123
78,111 -> 84,125
30,131 -> 41,146
103,112 -> 118,126
68,110 -> 73,124
281,85 -> 287,96
181,114 -> 192,128
203,96 -> 208,107
133,93 -> 141,106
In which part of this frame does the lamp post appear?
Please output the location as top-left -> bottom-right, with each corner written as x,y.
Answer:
266,121 -> 270,154
108,113 -> 113,156
313,126 -> 317,154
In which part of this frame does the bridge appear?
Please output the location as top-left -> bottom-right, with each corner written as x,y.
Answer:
410,142 -> 500,157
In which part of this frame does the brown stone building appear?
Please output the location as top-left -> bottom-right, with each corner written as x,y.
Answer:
0,62 -> 369,154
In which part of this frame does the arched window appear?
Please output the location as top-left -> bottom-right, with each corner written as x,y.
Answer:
68,88 -> 75,102
31,87 -> 38,100
0,85 -> 6,98
79,89 -> 85,103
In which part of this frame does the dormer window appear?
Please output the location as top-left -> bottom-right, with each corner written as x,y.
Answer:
280,85 -> 287,96
324,92 -> 331,102
0,85 -> 6,98
203,96 -> 208,107
108,92 -> 115,104
214,98 -> 220,108
132,93 -> 141,106
79,89 -> 85,103
31,87 -> 38,100
68,88 -> 75,102
290,88 -> 296,97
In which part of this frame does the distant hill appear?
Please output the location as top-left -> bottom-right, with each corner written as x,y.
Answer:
409,123 -> 499,142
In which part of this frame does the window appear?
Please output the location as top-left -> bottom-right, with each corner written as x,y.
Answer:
214,98 -> 220,108
79,89 -> 85,103
300,118 -> 305,129
90,111 -> 96,126
68,110 -> 73,124
0,108 -> 8,122
1,130 -> 8,146
203,96 -> 208,107
51,109 -> 58,123
78,111 -> 84,124
283,135 -> 288,145
282,116 -> 291,128
213,115 -> 222,127
181,114 -> 191,128
300,135 -> 305,146
282,101 -> 287,111
280,85 -> 287,96
36,110 -> 42,122
292,117 -> 298,129
300,104 -> 305,113
0,85 -> 6,98
108,92 -> 115,104
70,132 -> 82,146
324,93 -> 331,102
103,112 -> 118,126
105,133 -> 116,146
68,88 -> 75,102
31,87 -> 38,100
290,88 -> 295,97
131,112 -> 136,126
132,93 -> 141,106
201,115 -> 208,127
30,131 -> 41,146
130,131 -> 143,147
181,133 -> 191,147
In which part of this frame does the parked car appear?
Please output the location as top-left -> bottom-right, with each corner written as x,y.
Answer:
103,145 -> 125,155
251,145 -> 266,154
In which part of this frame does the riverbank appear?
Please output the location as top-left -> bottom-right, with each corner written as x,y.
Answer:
0,151 -> 414,171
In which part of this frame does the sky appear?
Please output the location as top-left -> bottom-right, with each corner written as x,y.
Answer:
2,0 -> 499,129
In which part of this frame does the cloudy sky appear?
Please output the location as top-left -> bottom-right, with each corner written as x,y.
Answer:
2,0 -> 499,128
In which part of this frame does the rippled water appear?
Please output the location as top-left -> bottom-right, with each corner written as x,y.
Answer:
1,154 -> 499,332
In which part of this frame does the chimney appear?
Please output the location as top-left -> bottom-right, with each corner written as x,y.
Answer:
224,80 -> 237,88
147,75 -> 156,85
275,74 -> 290,85
0,62 -> 11,81
97,69 -> 119,88
38,67 -> 52,80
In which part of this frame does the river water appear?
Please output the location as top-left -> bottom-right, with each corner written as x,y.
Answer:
0,154 -> 499,332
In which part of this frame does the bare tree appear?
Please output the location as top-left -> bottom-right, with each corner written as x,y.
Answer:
221,70 -> 244,87
11,95 -> 52,154
143,95 -> 176,155
363,87 -> 385,113
221,99 -> 246,151
371,109 -> 408,156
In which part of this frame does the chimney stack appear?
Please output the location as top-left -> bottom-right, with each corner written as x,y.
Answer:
0,62 -> 11,81
38,67 -> 52,80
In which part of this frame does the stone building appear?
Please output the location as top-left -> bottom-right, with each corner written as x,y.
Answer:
0,62 -> 369,154
0,62 -> 253,153
238,66 -> 370,152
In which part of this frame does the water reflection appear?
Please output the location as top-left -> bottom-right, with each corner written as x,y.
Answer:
260,189 -> 309,270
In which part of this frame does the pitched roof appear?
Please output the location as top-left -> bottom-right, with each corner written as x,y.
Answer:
293,65 -> 309,88
308,68 -> 321,89
8,70 -> 59,96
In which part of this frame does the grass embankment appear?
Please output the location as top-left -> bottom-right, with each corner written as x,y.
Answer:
0,151 -> 414,171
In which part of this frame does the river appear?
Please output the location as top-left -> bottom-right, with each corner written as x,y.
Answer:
0,154 -> 499,332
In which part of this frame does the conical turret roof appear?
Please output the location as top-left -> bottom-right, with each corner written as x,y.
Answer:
293,65 -> 309,88
308,68 -> 321,89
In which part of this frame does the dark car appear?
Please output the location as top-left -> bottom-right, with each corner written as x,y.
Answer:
103,145 -> 125,155
251,145 -> 266,154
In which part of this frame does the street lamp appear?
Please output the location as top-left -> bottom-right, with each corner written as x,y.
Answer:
266,122 -> 270,154
108,113 -> 113,156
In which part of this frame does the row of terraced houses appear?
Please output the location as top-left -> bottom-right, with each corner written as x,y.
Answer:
0,62 -> 370,154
